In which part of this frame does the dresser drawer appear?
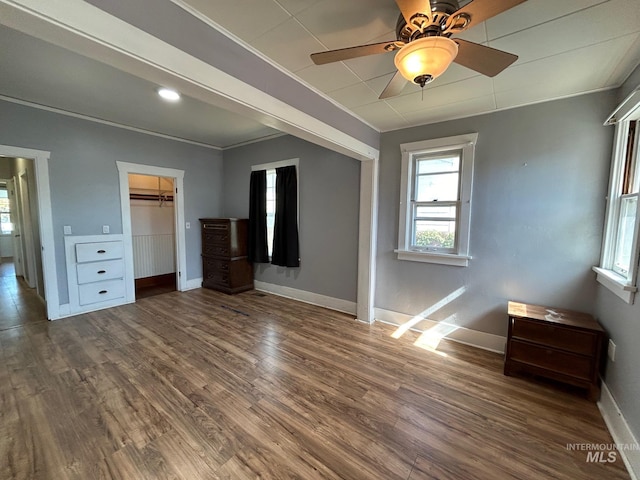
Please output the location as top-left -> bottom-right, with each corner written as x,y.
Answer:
509,339 -> 592,380
202,221 -> 230,251
76,241 -> 123,263
203,257 -> 230,284
511,317 -> 597,355
203,243 -> 231,257
78,279 -> 125,306
76,259 -> 124,284
204,230 -> 230,246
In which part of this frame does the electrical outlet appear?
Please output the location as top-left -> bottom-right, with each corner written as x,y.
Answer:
608,339 -> 616,362
102,225 -> 110,234
63,225 -> 72,235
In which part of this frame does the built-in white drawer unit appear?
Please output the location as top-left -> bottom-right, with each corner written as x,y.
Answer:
78,278 -> 126,306
65,235 -> 129,315
76,258 -> 125,284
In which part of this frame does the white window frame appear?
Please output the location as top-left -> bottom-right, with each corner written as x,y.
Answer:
593,89 -> 640,304
396,133 -> 477,267
251,158 -> 299,258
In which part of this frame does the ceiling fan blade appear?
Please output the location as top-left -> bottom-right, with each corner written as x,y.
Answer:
453,39 -> 517,77
395,0 -> 431,26
311,41 -> 402,65
454,0 -> 527,31
379,71 -> 407,99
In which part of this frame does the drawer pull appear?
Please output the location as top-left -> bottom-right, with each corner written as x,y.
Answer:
99,290 -> 108,294
97,249 -> 106,254
97,270 -> 106,274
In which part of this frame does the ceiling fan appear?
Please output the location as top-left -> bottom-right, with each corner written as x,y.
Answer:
310,0 -> 527,99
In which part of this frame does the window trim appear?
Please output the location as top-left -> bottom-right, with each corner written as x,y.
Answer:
396,133 -> 477,267
595,90 -> 640,303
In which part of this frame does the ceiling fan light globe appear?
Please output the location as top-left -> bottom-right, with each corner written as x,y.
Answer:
394,37 -> 458,85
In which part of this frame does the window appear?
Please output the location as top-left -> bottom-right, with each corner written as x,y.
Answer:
266,169 -> 276,256
594,89 -> 640,303
396,133 -> 477,266
0,186 -> 13,235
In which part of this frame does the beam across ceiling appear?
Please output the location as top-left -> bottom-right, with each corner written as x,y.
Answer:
0,0 -> 380,162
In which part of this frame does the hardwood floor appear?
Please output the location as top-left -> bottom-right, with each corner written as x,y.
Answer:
0,286 -> 630,480
135,273 -> 176,300
0,259 -> 47,331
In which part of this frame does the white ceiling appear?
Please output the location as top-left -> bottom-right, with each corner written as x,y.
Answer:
0,24 -> 281,149
182,0 -> 640,131
1,0 -> 639,146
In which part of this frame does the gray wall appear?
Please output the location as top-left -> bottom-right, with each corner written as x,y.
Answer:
377,91 -> 617,336
223,135 -> 360,302
594,65 -> 640,443
0,99 -> 224,304
0,157 -> 10,178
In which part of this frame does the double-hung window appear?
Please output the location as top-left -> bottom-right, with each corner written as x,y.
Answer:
594,89 -> 640,303
396,133 -> 477,266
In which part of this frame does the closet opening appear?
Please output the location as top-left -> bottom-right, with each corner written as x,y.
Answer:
128,173 -> 177,299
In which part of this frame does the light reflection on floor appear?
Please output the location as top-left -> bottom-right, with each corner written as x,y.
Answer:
390,286 -> 467,356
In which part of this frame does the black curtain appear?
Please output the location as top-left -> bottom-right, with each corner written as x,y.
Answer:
271,166 -> 300,267
248,170 -> 269,263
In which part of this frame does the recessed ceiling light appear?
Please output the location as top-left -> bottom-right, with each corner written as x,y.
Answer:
157,87 -> 181,101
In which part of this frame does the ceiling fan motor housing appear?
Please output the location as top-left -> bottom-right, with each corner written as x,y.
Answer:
396,0 -> 468,42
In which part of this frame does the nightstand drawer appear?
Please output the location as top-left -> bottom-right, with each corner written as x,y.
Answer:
511,317 -> 597,355
509,339 -> 592,380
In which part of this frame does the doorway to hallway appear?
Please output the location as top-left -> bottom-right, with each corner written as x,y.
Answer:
0,258 -> 46,331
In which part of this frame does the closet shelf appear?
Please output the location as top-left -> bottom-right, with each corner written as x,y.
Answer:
129,191 -> 174,203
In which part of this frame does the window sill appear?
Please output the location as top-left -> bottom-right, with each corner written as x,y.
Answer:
395,249 -> 471,267
592,266 -> 637,304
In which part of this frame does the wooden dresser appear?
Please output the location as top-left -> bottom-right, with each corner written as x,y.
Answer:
200,218 -> 253,294
504,301 -> 606,401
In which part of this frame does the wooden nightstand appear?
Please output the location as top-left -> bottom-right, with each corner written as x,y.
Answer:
504,301 -> 606,401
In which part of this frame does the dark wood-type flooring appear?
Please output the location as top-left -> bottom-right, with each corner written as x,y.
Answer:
135,273 -> 177,300
0,276 -> 630,479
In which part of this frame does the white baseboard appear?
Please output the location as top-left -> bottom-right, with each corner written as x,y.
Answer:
598,382 -> 640,480
374,307 -> 507,354
253,280 -> 357,315
52,303 -> 70,320
54,299 -> 135,320
184,277 -> 203,291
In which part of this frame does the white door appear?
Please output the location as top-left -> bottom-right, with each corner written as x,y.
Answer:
18,170 -> 36,288
7,178 -> 24,276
